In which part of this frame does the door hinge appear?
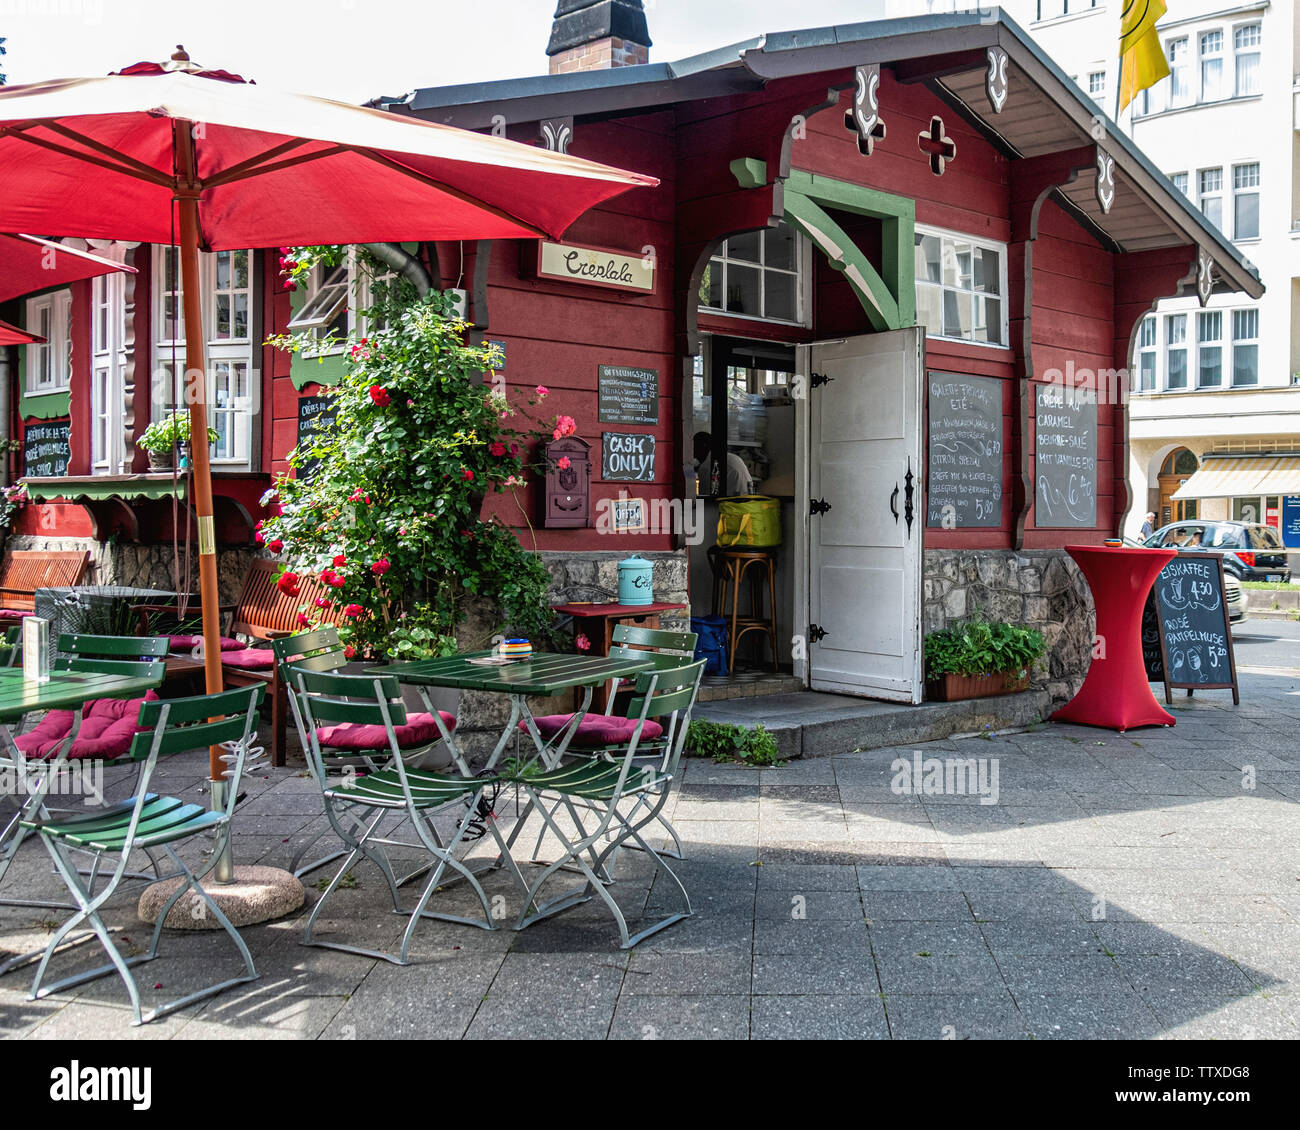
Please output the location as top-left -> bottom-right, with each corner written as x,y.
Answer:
904,459 -> 915,536
808,623 -> 828,643
810,497 -> 832,516
810,371 -> 834,389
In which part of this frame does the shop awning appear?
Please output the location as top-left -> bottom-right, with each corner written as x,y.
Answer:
1171,455 -> 1300,500
23,475 -> 186,503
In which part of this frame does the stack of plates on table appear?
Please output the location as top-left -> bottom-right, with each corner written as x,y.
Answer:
500,639 -> 532,660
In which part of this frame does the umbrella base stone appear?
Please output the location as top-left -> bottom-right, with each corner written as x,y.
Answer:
138,866 -> 304,930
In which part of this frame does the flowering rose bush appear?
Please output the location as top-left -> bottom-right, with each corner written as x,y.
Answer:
262,265 -> 568,659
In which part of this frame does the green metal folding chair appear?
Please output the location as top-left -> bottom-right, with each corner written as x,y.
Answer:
24,683 -> 265,1026
293,667 -> 510,964
510,657 -> 706,949
0,634 -> 168,925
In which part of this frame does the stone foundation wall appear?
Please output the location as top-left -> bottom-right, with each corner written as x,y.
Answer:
922,549 -> 1094,705
5,535 -> 257,605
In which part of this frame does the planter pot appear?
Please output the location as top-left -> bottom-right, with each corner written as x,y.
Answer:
146,449 -> 174,472
925,670 -> 1030,702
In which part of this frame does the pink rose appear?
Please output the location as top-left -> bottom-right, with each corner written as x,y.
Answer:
557,456 -> 571,470
575,633 -> 591,652
536,385 -> 549,396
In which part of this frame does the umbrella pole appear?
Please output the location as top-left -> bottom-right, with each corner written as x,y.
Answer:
177,186 -> 231,881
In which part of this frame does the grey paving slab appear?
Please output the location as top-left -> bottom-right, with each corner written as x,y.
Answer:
862,891 -> 975,922
753,953 -> 880,995
609,994 -> 750,1040
753,918 -> 871,956
1015,991 -> 1165,1039
883,990 -> 1031,1040
464,953 -> 624,1039
623,950 -> 752,996
874,951 -> 1007,995
752,993 -> 890,1039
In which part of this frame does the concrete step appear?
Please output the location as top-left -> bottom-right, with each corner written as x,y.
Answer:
693,688 -> 1053,759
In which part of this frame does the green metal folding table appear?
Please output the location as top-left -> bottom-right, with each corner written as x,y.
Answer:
0,667 -> 163,970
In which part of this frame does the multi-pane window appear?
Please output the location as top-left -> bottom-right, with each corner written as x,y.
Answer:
1166,315 -> 1188,389
913,226 -> 1007,346
1199,30 -> 1225,101
24,290 -> 72,393
1168,38 -> 1191,107
1197,311 -> 1223,388
1234,23 -> 1261,96
1232,163 -> 1260,240
1087,71 -> 1106,102
1232,309 -> 1259,386
700,222 -> 805,324
91,270 -> 129,469
1169,172 -> 1189,197
1035,0 -> 1098,19
1198,168 -> 1223,231
287,261 -> 350,352
152,246 -> 257,468
1138,317 -> 1157,391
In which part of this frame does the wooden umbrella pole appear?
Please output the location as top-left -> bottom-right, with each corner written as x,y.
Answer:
175,123 -> 226,783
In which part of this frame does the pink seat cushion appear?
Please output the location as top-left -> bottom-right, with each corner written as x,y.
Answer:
168,635 -> 246,653
15,690 -> 160,760
316,710 -> 457,752
220,647 -> 277,670
522,714 -> 664,746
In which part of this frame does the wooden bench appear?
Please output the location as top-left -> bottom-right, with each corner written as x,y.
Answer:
220,559 -> 342,767
0,550 -> 90,620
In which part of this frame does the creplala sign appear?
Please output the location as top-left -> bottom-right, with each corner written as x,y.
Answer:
535,241 -> 655,294
601,432 -> 655,482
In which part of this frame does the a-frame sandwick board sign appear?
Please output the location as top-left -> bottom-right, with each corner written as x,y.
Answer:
1142,550 -> 1241,706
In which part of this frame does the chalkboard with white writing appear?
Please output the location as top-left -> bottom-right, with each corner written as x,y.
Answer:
598,365 -> 659,426
295,396 -> 339,480
23,419 -> 71,479
601,432 -> 655,482
1034,383 -> 1097,528
1144,551 -> 1239,704
926,373 -> 1003,528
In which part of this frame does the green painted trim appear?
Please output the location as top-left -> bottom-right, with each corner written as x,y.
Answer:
24,477 -> 185,502
286,277 -> 347,391
783,191 -> 896,331
730,157 -> 768,190
18,390 -> 71,420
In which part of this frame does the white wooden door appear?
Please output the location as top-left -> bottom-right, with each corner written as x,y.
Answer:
807,329 -> 923,702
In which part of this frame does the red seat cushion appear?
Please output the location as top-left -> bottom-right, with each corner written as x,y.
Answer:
168,634 -> 246,653
521,714 -> 664,746
15,691 -> 160,760
316,711 -> 457,752
220,647 -> 277,670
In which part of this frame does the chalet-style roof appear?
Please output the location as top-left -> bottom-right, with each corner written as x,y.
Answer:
372,7 -> 1262,300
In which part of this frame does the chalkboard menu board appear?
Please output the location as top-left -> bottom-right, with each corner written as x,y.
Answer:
1143,551 -> 1239,704
295,395 -> 339,479
598,365 -> 659,426
1034,383 -> 1097,528
601,432 -> 655,482
926,373 -> 1003,528
23,419 -> 71,478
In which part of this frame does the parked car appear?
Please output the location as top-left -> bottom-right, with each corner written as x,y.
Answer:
1143,520 -> 1292,583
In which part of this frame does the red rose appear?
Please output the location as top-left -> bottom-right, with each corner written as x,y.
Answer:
490,442 -> 506,457
253,531 -> 264,545
268,539 -> 283,554
296,612 -> 310,628
344,645 -> 357,660
276,571 -> 300,598
371,558 -> 390,576
461,468 -> 474,482
369,386 -> 391,407
343,603 -> 363,618
333,554 -> 346,567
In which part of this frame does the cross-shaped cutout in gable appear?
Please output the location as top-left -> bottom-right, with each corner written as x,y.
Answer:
917,116 -> 956,176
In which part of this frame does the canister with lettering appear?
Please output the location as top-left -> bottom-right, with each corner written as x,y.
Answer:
617,555 -> 654,606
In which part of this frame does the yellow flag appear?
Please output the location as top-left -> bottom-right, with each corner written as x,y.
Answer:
1118,0 -> 1171,109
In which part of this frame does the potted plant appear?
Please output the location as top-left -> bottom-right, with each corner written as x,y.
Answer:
136,412 -> 219,471
924,618 -> 1046,701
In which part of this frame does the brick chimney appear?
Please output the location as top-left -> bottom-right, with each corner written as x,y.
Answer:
547,0 -> 651,74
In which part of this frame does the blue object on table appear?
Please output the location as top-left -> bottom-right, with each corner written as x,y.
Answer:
617,555 -> 654,606
691,615 -> 729,676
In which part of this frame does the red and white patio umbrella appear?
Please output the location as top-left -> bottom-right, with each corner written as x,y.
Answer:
0,48 -> 657,783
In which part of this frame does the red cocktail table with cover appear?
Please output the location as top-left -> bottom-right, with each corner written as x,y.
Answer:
1051,544 -> 1177,731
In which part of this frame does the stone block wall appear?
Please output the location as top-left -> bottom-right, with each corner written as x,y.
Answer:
922,549 -> 1095,705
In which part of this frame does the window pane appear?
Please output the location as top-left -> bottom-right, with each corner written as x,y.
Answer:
233,294 -> 249,339
723,263 -> 761,316
1167,314 -> 1186,344
942,290 -> 971,339
727,230 -> 761,264
704,260 -> 723,309
915,234 -> 942,283
764,226 -> 795,271
1198,346 -> 1222,387
764,271 -> 796,322
974,247 -> 1001,294
944,242 -> 973,289
232,251 -> 249,290
1234,192 -> 1258,239
973,296 -> 1002,344
1235,51 -> 1259,95
1232,308 -> 1258,339
1232,343 -> 1258,385
1202,197 -> 1222,229
1167,349 -> 1187,388
916,285 -> 943,337
215,294 -> 230,338
1198,311 -> 1222,342
1139,316 -> 1156,348
1140,352 -> 1156,390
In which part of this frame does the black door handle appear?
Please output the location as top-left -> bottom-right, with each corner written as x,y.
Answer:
890,484 -> 899,522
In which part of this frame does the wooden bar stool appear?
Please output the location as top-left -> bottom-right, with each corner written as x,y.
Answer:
710,547 -> 778,673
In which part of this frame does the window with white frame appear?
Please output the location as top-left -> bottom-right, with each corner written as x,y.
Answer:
1198,168 -> 1223,231
1138,317 -> 1157,391
1087,71 -> 1106,102
913,226 -> 1007,347
1169,172 -> 1189,197
1233,23 -> 1261,96
1166,314 -> 1188,389
91,268 -> 129,469
1168,38 -> 1191,107
1197,310 -> 1223,388
1232,163 -> 1260,240
152,246 -> 257,468
1199,30 -> 1225,101
24,289 -> 72,394
700,222 -> 806,324
288,260 -> 351,352
1232,308 -> 1259,386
